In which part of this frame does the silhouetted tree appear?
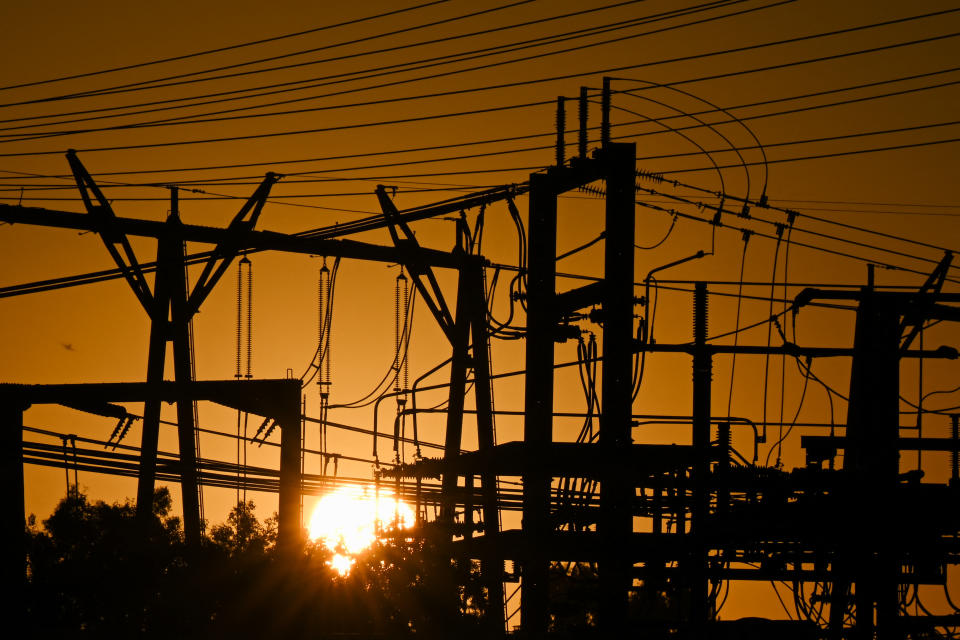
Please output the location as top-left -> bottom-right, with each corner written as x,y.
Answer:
208,499 -> 276,556
24,491 -> 489,639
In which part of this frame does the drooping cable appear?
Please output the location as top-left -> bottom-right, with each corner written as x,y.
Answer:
725,232 -> 751,437
0,0 -> 460,92
394,267 -> 411,463
614,75 -> 769,198
761,225 -> 785,453
182,239 -> 205,528
235,255 -> 253,502
317,257 -> 334,474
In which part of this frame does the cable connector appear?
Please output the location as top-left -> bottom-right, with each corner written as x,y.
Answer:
578,183 -> 606,198
258,420 -> 278,447
711,198 -> 725,227
252,416 -> 271,446
636,168 -> 665,183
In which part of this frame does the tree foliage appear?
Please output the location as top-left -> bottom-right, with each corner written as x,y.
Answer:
24,490 -> 488,639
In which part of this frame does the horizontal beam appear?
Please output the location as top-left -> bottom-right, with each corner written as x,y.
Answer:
803,434 -> 960,452
634,341 -> 958,359
380,441 -> 694,479
0,379 -> 299,417
0,204 -> 466,269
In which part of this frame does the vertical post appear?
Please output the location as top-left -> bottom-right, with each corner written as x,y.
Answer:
440,267 -> 472,527
690,282 -> 713,633
521,171 -> 558,637
167,219 -> 202,545
717,422 -> 730,516
578,86 -> 589,159
951,415 -> 959,486
844,290 -> 901,639
469,260 -> 506,635
599,142 -> 636,632
555,96 -> 566,168
601,77 -> 612,147
278,381 -> 304,554
136,241 -> 170,528
1,399 -> 27,632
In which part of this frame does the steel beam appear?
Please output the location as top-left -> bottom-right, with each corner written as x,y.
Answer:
521,170 -> 557,637
598,142 -> 637,633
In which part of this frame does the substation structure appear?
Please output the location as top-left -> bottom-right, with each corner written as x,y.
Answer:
0,147 -> 527,628
379,137 -> 960,637
3,83 -> 960,640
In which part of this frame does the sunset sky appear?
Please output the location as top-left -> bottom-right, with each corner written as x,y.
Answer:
2,0 -> 959,623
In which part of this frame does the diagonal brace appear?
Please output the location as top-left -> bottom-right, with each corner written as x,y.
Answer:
376,184 -> 457,344
66,150 -> 154,314
185,172 -> 281,318
900,250 -> 953,353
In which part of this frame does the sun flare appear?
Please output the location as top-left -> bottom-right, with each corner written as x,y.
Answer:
308,485 -> 415,575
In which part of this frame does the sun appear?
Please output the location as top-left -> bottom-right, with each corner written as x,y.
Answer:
307,485 -> 415,576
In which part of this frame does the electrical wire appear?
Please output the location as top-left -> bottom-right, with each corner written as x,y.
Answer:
0,0 -> 459,92
9,2 -> 956,157
6,64 -> 956,182
0,0 -> 774,129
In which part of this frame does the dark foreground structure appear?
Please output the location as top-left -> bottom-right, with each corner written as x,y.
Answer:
3,81 -> 960,638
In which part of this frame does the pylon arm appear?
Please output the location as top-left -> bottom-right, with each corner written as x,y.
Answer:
376,184 -> 458,344
186,172 -> 281,317
66,150 -> 153,314
900,251 -> 953,352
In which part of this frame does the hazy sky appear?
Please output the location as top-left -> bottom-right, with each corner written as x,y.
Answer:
2,0 -> 959,622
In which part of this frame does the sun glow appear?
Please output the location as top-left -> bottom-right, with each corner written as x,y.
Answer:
307,485 -> 415,576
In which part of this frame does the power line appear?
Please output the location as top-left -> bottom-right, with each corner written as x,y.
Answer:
0,0 -> 766,138
642,201 -> 958,282
4,64 -> 955,183
2,21 -> 956,158
7,128 -> 960,202
8,107 -> 960,195
0,0 -> 458,92
659,135 -> 960,177
1,0 -> 643,116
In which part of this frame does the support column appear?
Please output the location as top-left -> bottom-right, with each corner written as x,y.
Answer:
844,291 -> 901,640
599,142 -> 637,632
469,261 -> 506,635
2,400 -> 27,632
440,267 -> 472,527
278,382 -> 304,554
521,171 -> 558,637
136,241 -> 171,529
690,282 -> 713,634
168,224 -> 202,545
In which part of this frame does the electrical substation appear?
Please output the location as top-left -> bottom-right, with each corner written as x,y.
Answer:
3,78 -> 960,640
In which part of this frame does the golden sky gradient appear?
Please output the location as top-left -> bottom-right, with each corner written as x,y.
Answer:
2,0 -> 959,623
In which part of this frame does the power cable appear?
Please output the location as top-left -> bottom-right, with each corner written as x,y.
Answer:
24,0 -> 542,104
636,194 -> 957,286
13,118 -> 960,192
6,64 -> 956,179
0,0 -> 458,92
13,0 -> 954,151
0,0 -> 768,139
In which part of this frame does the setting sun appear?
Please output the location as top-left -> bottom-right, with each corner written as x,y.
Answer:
308,485 -> 415,576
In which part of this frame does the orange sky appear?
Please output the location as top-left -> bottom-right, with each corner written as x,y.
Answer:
2,0 -> 959,625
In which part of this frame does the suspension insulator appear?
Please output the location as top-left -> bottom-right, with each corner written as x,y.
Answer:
236,256 -> 253,379
395,268 -> 409,396
318,259 -> 332,398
